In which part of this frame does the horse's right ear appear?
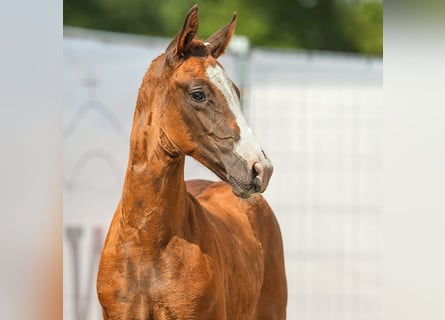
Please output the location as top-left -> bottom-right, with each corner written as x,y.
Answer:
206,12 -> 237,59
165,4 -> 199,63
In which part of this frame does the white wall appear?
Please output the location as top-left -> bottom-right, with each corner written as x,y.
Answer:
383,20 -> 445,320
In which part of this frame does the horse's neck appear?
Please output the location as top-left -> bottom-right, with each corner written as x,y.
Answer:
119,108 -> 189,245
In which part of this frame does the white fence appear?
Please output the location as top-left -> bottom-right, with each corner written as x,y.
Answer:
64,27 -> 382,320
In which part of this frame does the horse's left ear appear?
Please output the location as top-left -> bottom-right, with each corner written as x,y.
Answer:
206,12 -> 237,58
166,4 -> 199,61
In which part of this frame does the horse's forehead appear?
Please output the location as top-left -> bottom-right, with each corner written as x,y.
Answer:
175,57 -> 220,80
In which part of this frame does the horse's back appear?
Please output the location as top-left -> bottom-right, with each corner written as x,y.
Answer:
185,179 -> 283,254
186,179 -> 266,220
186,179 -> 280,238
185,179 -> 216,197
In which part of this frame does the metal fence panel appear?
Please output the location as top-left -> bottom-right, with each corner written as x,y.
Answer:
247,50 -> 382,320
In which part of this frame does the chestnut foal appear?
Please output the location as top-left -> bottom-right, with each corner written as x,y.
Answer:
97,5 -> 287,319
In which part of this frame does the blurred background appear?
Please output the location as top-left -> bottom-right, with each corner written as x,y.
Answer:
64,0 -> 382,55
63,1 -> 382,319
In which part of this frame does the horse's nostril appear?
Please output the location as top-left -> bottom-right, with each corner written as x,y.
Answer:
252,161 -> 273,193
252,162 -> 264,192
253,162 -> 264,178
252,164 -> 259,178
253,177 -> 262,192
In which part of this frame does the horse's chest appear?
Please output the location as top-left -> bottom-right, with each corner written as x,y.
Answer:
150,234 -> 264,319
147,236 -> 216,318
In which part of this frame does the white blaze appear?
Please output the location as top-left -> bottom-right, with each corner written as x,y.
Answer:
206,64 -> 263,165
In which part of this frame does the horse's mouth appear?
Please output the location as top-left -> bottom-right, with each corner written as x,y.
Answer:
228,175 -> 258,199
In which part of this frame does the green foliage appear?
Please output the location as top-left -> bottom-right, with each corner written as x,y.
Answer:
63,0 -> 382,56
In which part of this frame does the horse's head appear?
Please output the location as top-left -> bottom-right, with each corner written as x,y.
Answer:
144,5 -> 272,198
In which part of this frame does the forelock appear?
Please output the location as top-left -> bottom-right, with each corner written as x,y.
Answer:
185,39 -> 211,58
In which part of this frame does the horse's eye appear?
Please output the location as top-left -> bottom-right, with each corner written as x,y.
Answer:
190,90 -> 206,102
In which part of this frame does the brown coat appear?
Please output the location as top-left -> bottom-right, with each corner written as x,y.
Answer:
97,5 -> 287,319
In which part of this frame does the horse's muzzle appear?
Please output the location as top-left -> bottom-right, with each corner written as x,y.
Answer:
226,155 -> 273,198
252,161 -> 273,193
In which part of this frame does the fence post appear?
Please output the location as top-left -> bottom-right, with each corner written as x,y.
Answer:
229,35 -> 250,117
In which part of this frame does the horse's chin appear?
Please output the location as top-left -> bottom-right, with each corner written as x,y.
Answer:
228,177 -> 257,199
231,187 -> 253,199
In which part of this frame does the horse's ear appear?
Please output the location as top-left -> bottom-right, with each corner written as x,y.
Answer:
206,12 -> 237,59
166,4 -> 199,61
